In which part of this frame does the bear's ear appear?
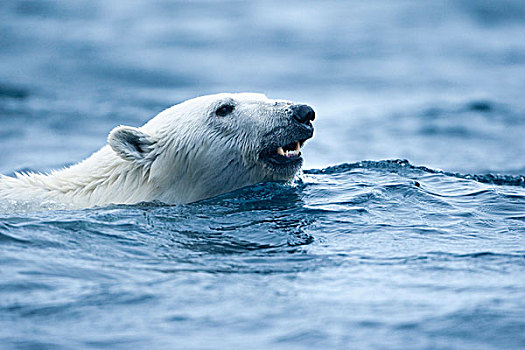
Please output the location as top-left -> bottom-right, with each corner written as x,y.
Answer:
108,126 -> 157,164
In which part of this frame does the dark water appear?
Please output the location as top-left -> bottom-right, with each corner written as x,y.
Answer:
1,1 -> 525,349
1,162 -> 524,349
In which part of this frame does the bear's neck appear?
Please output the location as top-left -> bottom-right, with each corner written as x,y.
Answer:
3,146 -> 262,209
37,146 -> 156,208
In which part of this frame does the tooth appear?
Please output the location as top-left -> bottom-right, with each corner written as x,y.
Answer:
277,147 -> 285,155
295,142 -> 300,151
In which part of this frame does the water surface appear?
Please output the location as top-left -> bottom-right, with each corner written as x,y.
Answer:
1,161 -> 524,349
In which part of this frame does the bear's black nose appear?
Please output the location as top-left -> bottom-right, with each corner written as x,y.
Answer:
290,104 -> 315,124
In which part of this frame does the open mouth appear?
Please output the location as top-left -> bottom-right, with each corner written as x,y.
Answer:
259,136 -> 311,169
276,140 -> 305,159
258,118 -> 314,176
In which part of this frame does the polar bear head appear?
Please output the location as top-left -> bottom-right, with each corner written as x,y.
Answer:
107,93 -> 315,203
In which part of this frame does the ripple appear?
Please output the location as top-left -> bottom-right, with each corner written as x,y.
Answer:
305,159 -> 525,187
1,167 -> 524,350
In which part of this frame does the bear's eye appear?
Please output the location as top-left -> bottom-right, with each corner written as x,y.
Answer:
215,104 -> 235,117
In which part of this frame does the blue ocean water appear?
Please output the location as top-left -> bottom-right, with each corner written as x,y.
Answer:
1,1 -> 525,349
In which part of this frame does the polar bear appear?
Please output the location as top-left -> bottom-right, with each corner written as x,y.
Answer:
0,93 -> 315,209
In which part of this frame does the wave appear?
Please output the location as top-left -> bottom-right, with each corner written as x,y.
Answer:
305,159 -> 525,187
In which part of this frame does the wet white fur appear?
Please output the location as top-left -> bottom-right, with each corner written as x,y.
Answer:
0,93 -> 299,209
